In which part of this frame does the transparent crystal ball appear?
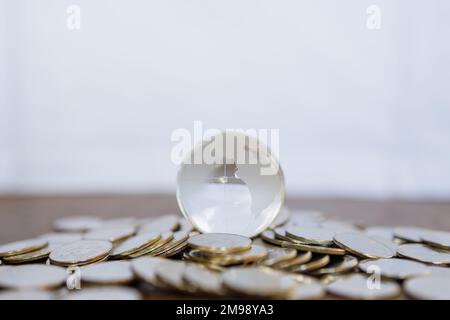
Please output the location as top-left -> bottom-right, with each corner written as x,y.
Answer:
176,132 -> 285,237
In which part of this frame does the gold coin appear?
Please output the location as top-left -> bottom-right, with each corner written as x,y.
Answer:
2,243 -> 60,264
0,289 -> 55,300
333,232 -> 395,259
183,263 -> 224,296
139,215 -> 179,233
128,231 -> 173,258
262,247 -> 297,266
310,255 -> 358,276
0,264 -> 67,289
281,241 -> 346,255
0,238 -> 48,257
189,245 -> 267,266
397,243 -> 450,265
261,230 -> 284,246
53,216 -> 102,232
62,287 -> 141,300
359,258 -> 430,280
49,240 -> 113,266
327,274 -> 401,299
273,251 -> 312,270
110,232 -> 160,258
188,233 -> 252,254
290,254 -> 330,273
404,275 -> 450,300
222,267 -> 297,298
80,261 -> 134,285
285,226 -> 335,246
83,226 -> 135,243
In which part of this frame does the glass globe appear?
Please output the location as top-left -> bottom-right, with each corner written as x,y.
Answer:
176,131 -> 285,237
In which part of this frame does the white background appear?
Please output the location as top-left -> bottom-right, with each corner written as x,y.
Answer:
1,0 -> 449,198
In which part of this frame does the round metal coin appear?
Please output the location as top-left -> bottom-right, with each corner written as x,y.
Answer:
49,240 -> 113,266
334,232 -> 395,259
188,233 -> 252,254
0,264 -> 67,289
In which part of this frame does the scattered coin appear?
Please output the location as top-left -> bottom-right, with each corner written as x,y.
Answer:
38,233 -> 83,245
364,226 -> 394,240
261,230 -> 284,246
139,215 -> 179,233
273,251 -> 312,270
0,289 -> 55,300
83,226 -> 135,243
262,248 -> 297,266
2,243 -> 59,264
393,226 -> 432,243
0,238 -> 48,258
49,240 -> 113,266
183,263 -> 224,296
53,216 -> 102,232
189,245 -> 267,266
397,243 -> 450,265
131,256 -> 165,287
359,258 -> 430,280
404,275 -> 450,300
128,231 -> 174,258
222,267 -> 297,298
327,274 -> 401,299
0,264 -> 67,289
188,233 -> 252,254
62,287 -> 141,300
286,227 -> 335,246
101,217 -> 138,228
310,255 -> 358,276
320,220 -> 357,233
110,232 -> 160,258
427,265 -> 450,277
421,230 -> 450,250
273,227 -> 291,241
289,282 -> 325,300
80,261 -> 134,285
281,241 -> 346,256
334,232 -> 395,259
290,254 -> 330,273
154,260 -> 189,291
151,231 -> 189,256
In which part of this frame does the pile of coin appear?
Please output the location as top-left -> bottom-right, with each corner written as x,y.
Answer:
0,210 -> 450,300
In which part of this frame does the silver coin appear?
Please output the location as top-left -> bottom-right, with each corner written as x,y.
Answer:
38,233 -> 83,245
222,267 -> 297,298
334,232 -> 395,259
404,275 -> 450,300
288,282 -> 325,300
427,266 -> 450,277
364,226 -> 394,240
369,236 -> 398,253
110,232 -> 160,258
139,215 -> 179,233
2,243 -> 61,264
49,240 -> 113,266
310,255 -> 358,276
0,238 -> 48,257
262,247 -> 297,266
83,226 -> 135,243
326,274 -> 401,299
53,216 -> 102,232
101,217 -> 139,228
62,287 -> 141,300
0,289 -> 55,300
80,261 -> 134,285
0,264 -> 67,289
359,258 -> 430,280
286,226 -> 335,246
393,226 -> 433,243
397,243 -> 450,265
421,230 -> 450,250
320,220 -> 357,233
131,256 -> 166,287
154,260 -> 188,291
188,233 -> 252,254
183,263 -> 224,295
128,231 -> 173,258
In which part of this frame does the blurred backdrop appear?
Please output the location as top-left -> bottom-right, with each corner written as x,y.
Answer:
1,0 -> 449,199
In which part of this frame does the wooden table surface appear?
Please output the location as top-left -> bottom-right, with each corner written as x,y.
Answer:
1,194 -> 449,243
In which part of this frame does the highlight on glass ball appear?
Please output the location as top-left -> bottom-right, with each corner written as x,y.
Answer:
176,131 -> 285,237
